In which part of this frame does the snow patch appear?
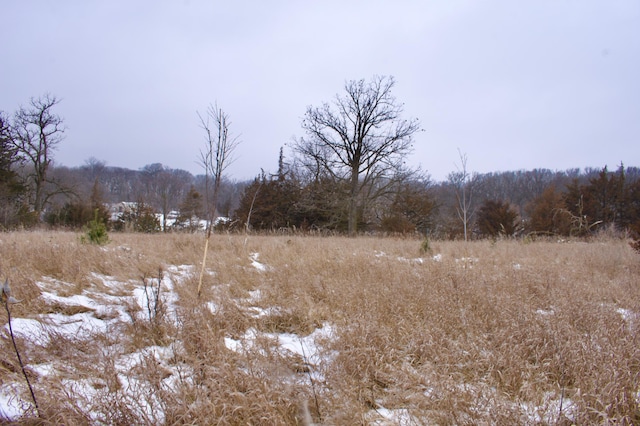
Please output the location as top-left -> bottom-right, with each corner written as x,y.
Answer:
248,289 -> 262,302
617,307 -> 635,322
0,386 -> 25,421
4,318 -> 48,343
249,252 -> 270,272
397,256 -> 425,264
366,405 -> 417,425
520,393 -> 576,424
40,291 -> 98,309
455,257 -> 479,268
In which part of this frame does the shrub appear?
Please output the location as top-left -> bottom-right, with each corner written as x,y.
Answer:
113,202 -> 161,233
83,209 -> 109,245
477,199 -> 518,237
420,237 -> 431,253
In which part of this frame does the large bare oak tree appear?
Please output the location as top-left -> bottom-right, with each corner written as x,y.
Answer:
10,94 -> 65,217
295,76 -> 421,235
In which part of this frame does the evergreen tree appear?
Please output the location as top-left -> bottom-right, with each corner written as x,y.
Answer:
525,185 -> 571,235
380,180 -> 436,235
176,185 -> 203,231
562,165 -> 633,235
476,200 -> 518,237
234,170 -> 301,231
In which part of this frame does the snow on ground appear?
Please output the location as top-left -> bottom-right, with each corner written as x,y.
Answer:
1,265 -> 196,422
249,252 -> 270,271
0,384 -> 24,421
520,393 -> 577,424
455,256 -> 479,268
366,406 -> 416,425
0,252 -> 336,422
224,323 -> 335,381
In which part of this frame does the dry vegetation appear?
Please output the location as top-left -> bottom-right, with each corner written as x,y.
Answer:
1,231 -> 639,425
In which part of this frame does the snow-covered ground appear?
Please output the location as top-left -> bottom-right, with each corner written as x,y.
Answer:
1,266 -> 193,422
2,255 -> 340,422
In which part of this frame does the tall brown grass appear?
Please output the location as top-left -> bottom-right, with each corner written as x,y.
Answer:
0,231 -> 638,424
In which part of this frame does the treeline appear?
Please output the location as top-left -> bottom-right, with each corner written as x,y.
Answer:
2,93 -> 638,242
2,152 -> 639,241
41,161 -> 243,233
233,160 -> 640,240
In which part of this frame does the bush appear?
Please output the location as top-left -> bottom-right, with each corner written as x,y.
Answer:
420,237 -> 431,253
113,202 -> 161,233
82,209 -> 109,245
477,199 -> 518,238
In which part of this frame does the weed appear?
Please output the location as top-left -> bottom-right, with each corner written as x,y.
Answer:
1,278 -> 39,418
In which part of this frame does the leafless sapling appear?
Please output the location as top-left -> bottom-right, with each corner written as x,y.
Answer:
196,104 -> 240,297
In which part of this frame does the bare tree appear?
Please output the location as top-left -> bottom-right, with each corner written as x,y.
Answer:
198,104 -> 240,230
10,94 -> 65,217
295,75 -> 421,235
140,164 -> 191,232
0,112 -> 24,227
197,103 -> 240,296
448,149 -> 477,241
82,157 -> 107,183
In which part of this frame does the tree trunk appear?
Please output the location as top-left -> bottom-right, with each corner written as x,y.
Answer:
348,164 -> 359,236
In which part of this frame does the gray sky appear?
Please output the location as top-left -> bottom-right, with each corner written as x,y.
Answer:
2,1 -> 639,182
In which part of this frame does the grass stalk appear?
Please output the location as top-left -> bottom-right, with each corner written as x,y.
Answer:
2,280 -> 39,417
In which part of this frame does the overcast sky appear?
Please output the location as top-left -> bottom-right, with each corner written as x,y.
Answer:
2,1 -> 639,182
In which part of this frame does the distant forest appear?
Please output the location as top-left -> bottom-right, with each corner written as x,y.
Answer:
12,159 -> 639,240
2,92 -> 639,240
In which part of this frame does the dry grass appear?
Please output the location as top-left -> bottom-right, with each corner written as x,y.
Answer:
0,231 -> 639,424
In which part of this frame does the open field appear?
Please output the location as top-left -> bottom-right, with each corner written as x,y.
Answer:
1,231 -> 639,425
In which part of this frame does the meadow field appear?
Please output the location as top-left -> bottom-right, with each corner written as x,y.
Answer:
0,231 -> 639,425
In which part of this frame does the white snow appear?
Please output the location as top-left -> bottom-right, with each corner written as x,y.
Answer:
455,257 -> 479,268
617,307 -> 635,322
397,256 -> 425,264
248,289 -> 262,302
249,252 -> 270,271
0,387 -> 24,420
269,323 -> 334,362
366,406 -> 416,425
4,317 -> 49,344
40,292 -> 98,309
0,267 -> 196,421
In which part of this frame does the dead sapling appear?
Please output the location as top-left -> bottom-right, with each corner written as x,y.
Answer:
1,278 -> 40,418
142,268 -> 165,326
299,336 -> 322,423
